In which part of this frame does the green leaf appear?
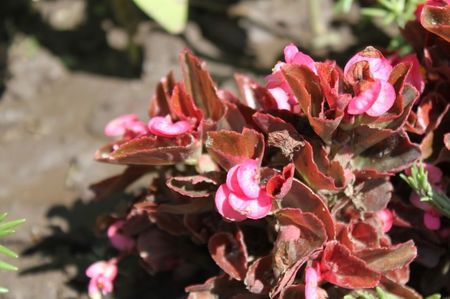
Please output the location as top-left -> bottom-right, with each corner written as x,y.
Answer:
0,219 -> 26,233
0,245 -> 18,258
133,0 -> 188,34
0,260 -> 18,271
0,230 -> 15,237
0,287 -> 9,294
361,7 -> 388,17
425,294 -> 441,299
0,213 -> 7,222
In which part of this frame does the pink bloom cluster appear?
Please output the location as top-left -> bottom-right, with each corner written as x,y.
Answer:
215,159 -> 272,221
344,51 -> 396,117
266,44 -> 424,118
86,260 -> 118,299
305,265 -> 321,299
407,164 -> 443,230
266,44 -> 317,111
107,220 -> 135,252
104,113 -> 193,139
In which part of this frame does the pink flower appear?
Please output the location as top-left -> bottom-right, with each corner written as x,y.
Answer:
376,208 -> 394,233
266,44 -> 317,111
215,159 -> 273,221
344,49 -> 396,117
107,220 -> 135,252
86,260 -> 118,298
148,115 -> 193,138
305,264 -> 322,299
104,114 -> 148,138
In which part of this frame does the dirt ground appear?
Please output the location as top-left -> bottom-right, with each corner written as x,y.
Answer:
0,0 -> 393,298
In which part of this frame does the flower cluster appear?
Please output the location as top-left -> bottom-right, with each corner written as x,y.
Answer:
86,4 -> 450,295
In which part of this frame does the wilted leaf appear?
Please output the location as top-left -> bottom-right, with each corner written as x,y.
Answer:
208,231 -> 248,281
167,173 -> 220,198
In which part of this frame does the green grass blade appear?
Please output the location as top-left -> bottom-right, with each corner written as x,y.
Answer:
0,219 -> 26,232
0,213 -> 7,222
0,245 -> 18,258
0,260 -> 18,271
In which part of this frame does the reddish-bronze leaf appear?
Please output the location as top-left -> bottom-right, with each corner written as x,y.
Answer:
206,128 -> 265,170
421,4 -> 450,42
96,134 -> 200,166
244,255 -> 275,294
273,209 -> 326,276
352,131 -> 421,173
266,163 -> 295,199
208,231 -> 249,281
234,73 -> 278,110
180,49 -> 225,121
137,228 -> 181,273
186,274 -> 247,299
294,140 -> 347,190
352,178 -> 393,212
320,241 -> 381,288
282,179 -> 335,240
355,240 -> 417,273
282,64 -> 343,144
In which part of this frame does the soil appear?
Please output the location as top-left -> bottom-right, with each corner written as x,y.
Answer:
0,0 -> 393,298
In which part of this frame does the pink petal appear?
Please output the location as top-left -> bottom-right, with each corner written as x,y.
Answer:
292,51 -> 317,74
305,266 -> 319,299
228,190 -> 272,220
424,164 -> 443,185
215,184 -> 247,222
409,192 -> 434,212
126,121 -> 148,137
424,212 -> 441,230
366,80 -> 396,117
344,53 -> 392,81
284,43 -> 299,63
86,261 -> 108,278
226,164 -> 243,195
269,87 -> 291,110
347,80 -> 381,115
104,114 -> 139,137
107,220 -> 135,252
148,115 -> 192,137
88,278 -> 100,296
376,209 -> 394,233
102,263 -> 118,281
236,160 -> 261,198
266,71 -> 285,89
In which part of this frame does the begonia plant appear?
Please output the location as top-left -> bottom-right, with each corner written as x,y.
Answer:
86,1 -> 450,297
